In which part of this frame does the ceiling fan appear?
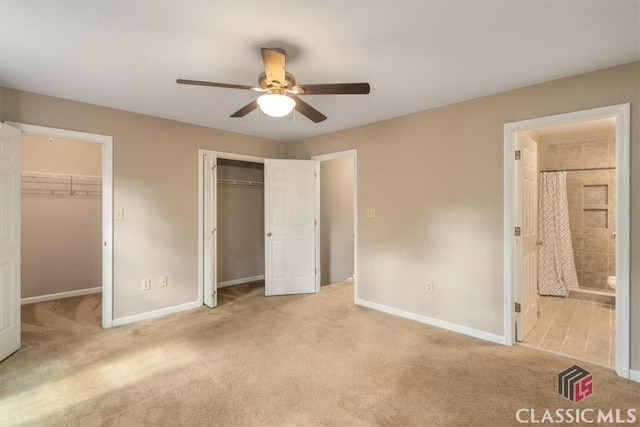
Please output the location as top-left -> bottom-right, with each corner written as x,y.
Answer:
177,47 -> 370,123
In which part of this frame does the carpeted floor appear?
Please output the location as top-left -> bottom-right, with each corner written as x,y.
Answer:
1,281 -> 638,426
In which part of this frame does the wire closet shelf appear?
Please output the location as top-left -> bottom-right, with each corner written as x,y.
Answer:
21,171 -> 102,197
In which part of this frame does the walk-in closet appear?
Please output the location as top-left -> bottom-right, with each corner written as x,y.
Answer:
21,134 -> 103,303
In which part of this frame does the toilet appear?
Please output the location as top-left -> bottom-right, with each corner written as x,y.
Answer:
607,276 -> 616,291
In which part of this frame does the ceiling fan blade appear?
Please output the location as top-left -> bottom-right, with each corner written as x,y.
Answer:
230,100 -> 258,118
177,79 -> 257,91
292,82 -> 370,95
291,96 -> 327,123
261,48 -> 286,85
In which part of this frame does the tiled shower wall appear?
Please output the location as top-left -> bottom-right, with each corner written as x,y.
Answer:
541,137 -> 616,291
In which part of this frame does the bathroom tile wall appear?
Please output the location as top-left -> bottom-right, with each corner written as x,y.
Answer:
541,136 -> 616,291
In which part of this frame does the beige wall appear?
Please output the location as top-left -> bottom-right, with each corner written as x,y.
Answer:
216,159 -> 265,283
1,87 -> 286,319
21,134 -> 102,298
287,62 -> 639,370
320,156 -> 354,285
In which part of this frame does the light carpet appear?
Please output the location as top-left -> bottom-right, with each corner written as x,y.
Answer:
1,281 -> 638,426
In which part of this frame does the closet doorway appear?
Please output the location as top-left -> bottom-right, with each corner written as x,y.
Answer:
200,151 -> 266,307
7,122 -> 114,328
216,158 -> 265,304
199,149 -> 358,307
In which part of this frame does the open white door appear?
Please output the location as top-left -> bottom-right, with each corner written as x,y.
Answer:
202,153 -> 217,307
0,123 -> 21,361
264,159 -> 316,296
516,133 -> 539,341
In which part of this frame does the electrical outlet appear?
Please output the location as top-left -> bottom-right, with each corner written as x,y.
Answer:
426,282 -> 433,293
159,276 -> 168,288
142,278 -> 151,291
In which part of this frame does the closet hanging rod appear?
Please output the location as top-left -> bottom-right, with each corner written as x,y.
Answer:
217,178 -> 264,187
540,166 -> 615,173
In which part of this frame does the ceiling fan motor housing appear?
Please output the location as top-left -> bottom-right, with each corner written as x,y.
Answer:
258,71 -> 297,93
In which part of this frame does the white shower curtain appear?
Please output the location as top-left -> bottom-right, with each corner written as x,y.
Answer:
538,172 -> 579,296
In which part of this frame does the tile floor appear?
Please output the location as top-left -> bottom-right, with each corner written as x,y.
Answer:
522,296 -> 615,368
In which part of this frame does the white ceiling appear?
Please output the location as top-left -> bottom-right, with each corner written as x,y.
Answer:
1,1 -> 638,142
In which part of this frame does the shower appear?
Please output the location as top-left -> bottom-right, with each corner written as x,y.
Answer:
537,120 -> 617,301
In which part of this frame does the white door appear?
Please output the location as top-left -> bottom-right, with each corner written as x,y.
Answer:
0,123 -> 21,361
202,153 -> 217,307
516,133 -> 539,341
264,159 -> 316,296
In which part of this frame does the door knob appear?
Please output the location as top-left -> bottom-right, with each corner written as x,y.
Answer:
266,232 -> 272,237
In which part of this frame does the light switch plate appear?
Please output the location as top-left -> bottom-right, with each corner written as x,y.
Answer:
115,209 -> 124,221
367,208 -> 376,218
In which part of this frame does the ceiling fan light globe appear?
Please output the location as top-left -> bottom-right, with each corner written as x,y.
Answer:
257,94 -> 295,117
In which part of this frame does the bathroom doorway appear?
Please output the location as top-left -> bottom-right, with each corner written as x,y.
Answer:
503,104 -> 630,379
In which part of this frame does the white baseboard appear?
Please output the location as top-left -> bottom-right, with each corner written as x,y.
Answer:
112,301 -> 200,327
355,298 -> 506,345
218,275 -> 265,289
21,287 -> 102,305
630,369 -> 640,383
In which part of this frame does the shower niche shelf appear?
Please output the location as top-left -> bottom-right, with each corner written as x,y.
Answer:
583,184 -> 608,205
583,207 -> 608,229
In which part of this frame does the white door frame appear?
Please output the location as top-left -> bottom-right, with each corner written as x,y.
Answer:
7,122 -> 114,328
502,103 -> 630,379
311,150 -> 358,300
197,150 -> 265,306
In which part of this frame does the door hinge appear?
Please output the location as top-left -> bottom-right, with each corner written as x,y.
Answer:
515,150 -> 521,160
514,226 -> 521,237
515,302 -> 521,313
